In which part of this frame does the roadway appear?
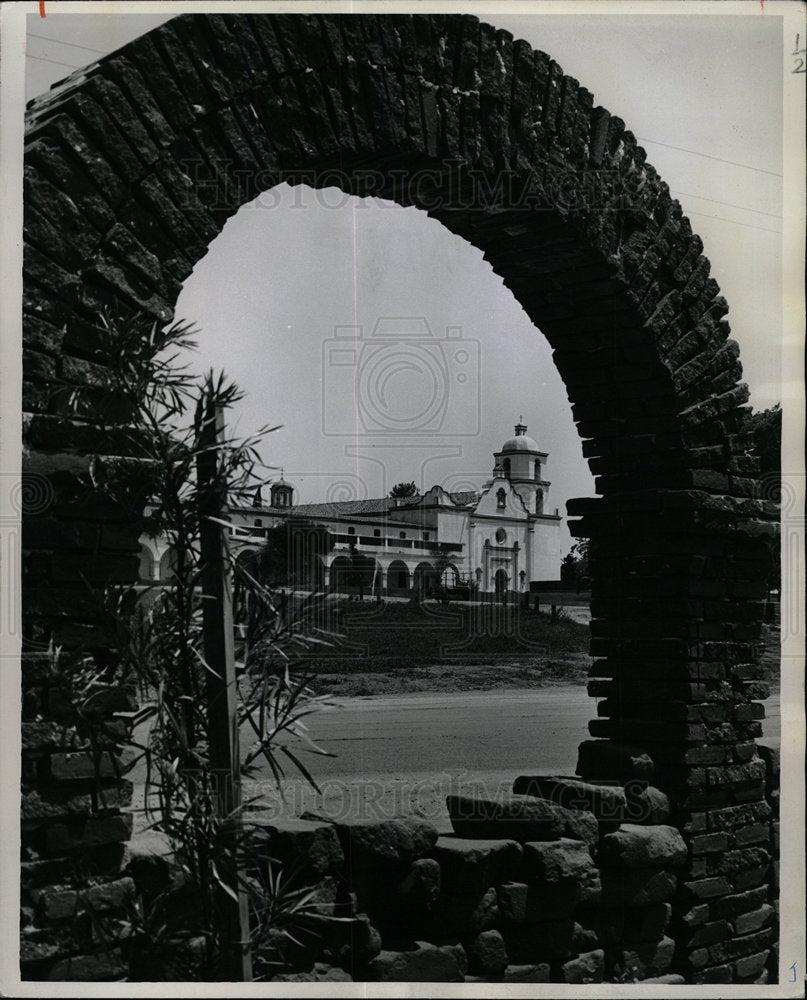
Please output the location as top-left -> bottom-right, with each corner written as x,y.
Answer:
234,686 -> 781,830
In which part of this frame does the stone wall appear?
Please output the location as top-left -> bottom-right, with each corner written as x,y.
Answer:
20,649 -> 138,981
190,780 -> 698,984
19,12 -> 778,983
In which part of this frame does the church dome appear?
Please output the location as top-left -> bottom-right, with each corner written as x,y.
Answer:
500,421 -> 539,454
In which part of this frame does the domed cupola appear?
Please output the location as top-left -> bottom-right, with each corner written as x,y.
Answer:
500,420 -> 540,455
492,418 -> 551,513
269,471 -> 295,509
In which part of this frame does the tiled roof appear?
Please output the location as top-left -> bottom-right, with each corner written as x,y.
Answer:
289,498 -> 392,517
240,490 -> 481,518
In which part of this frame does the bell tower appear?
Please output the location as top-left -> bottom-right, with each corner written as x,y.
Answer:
492,419 -> 552,515
269,471 -> 294,509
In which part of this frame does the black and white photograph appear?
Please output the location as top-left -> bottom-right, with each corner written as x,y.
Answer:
0,0 -> 804,993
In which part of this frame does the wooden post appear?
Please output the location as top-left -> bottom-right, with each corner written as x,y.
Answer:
196,398 -> 253,982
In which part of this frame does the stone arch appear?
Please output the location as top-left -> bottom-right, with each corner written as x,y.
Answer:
328,556 -> 352,594
413,561 -> 439,598
20,14 -> 777,983
387,559 -> 410,593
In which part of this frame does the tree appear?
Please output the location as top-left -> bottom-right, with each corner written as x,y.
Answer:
255,517 -> 334,589
561,539 -> 589,592
389,481 -> 419,500
743,404 -> 781,479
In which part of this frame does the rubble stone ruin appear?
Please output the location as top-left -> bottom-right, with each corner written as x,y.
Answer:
20,13 -> 779,984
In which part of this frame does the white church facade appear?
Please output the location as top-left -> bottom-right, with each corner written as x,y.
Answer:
139,422 -> 562,600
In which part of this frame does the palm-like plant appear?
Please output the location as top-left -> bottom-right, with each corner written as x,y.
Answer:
64,309 -> 337,980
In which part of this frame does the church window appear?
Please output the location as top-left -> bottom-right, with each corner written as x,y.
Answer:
496,488 -> 506,509
348,526 -> 355,535
503,458 -> 511,479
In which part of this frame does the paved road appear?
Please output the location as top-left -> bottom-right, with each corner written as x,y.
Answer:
234,686 -> 781,828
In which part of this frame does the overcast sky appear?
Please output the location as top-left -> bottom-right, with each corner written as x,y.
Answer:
24,5 -> 787,552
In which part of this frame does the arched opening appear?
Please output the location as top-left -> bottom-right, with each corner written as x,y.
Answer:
494,568 -> 509,604
158,547 -> 178,582
310,554 -> 326,591
535,489 -> 544,515
138,544 -> 155,583
328,556 -> 352,595
502,458 -> 511,480
387,559 -> 410,594
413,562 -> 438,600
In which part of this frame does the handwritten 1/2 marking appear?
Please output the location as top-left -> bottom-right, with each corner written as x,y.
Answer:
789,962 -> 797,982
794,34 -> 806,74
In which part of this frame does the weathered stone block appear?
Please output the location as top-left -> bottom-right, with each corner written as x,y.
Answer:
501,962 -> 550,982
522,838 -> 597,883
368,940 -> 465,982
45,813 -> 133,854
433,836 -> 522,893
610,935 -> 675,980
245,815 -> 344,877
560,947 -> 605,984
315,913 -> 382,968
32,875 -> 136,922
597,824 -> 687,868
334,816 -> 437,871
691,832 -> 731,855
45,947 -> 127,981
21,844 -> 127,889
497,879 -> 578,922
734,949 -> 770,979
680,918 -> 732,948
447,791 -> 596,845
49,749 -> 134,782
124,830 -> 175,896
467,929 -> 508,977
708,886 -> 769,920
513,774 -> 626,824
734,903 -> 774,935
502,918 -> 576,962
598,868 -> 678,908
429,886 -> 498,937
271,962 -> 353,982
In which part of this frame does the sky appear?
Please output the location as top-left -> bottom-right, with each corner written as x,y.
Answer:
22,4 -> 789,554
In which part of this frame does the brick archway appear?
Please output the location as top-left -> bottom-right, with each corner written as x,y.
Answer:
21,13 -> 778,984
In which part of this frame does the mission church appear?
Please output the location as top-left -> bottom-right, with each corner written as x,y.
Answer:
139,421 -> 561,600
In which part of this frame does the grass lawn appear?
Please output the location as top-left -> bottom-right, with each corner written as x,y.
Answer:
290,598 -> 592,696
